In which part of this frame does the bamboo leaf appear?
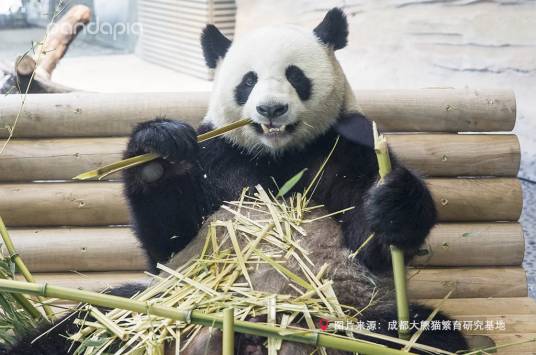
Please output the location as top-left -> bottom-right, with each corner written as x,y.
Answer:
276,169 -> 307,198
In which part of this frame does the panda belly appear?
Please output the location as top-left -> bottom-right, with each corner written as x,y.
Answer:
162,203 -> 384,312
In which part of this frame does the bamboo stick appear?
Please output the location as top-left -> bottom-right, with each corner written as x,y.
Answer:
0,216 -> 54,320
372,122 -> 410,340
0,89 -> 516,138
10,292 -> 43,320
0,266 -> 42,320
223,308 -> 234,355
18,267 -> 527,299
0,179 -> 521,227
73,118 -> 253,180
0,279 -> 418,355
0,134 -> 521,183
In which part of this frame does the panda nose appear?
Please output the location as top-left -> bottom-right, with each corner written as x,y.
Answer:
256,104 -> 288,119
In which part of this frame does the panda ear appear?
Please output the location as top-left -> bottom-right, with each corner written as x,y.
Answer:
201,25 -> 232,69
313,8 -> 349,51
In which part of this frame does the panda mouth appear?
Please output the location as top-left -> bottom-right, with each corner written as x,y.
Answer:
251,122 -> 299,137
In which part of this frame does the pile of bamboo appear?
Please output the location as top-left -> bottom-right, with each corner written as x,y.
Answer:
69,184 -> 370,354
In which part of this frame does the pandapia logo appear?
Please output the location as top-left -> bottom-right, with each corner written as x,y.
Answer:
318,318 -> 330,331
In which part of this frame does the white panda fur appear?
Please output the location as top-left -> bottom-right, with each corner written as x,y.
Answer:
206,24 -> 348,153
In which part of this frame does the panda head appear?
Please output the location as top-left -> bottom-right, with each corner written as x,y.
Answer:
202,8 -> 358,154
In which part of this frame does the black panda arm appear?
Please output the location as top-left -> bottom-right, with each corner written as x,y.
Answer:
313,136 -> 437,272
123,119 -> 218,267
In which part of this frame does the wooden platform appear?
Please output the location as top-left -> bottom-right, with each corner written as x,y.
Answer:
1,89 -> 534,354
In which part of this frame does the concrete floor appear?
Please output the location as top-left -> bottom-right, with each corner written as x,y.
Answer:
1,0 -> 535,297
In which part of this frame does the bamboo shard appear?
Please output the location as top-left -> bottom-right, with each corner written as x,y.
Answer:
0,279 -> 418,355
73,118 -> 253,180
372,122 -> 410,340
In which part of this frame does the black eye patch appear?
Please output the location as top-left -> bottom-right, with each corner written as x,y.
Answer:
234,71 -> 258,105
285,65 -> 312,101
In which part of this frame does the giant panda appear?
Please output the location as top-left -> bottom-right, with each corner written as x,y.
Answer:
7,8 -> 468,355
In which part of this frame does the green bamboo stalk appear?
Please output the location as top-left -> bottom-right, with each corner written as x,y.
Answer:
390,245 -> 410,340
0,265 -> 42,320
73,118 -> 253,180
372,122 -> 410,340
1,290 -> 42,320
223,308 -> 234,355
0,216 -> 54,321
0,279 -> 417,355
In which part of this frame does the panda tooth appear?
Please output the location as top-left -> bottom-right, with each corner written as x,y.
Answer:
280,125 -> 287,131
261,124 -> 269,133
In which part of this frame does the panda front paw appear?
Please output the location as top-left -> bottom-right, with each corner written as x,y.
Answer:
364,167 -> 437,250
126,118 -> 198,163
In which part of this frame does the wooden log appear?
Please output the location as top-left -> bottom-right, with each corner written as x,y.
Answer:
2,57 -> 76,94
485,334 -> 536,354
14,55 -> 43,94
7,222 -> 523,272
15,55 -> 36,77
7,227 -> 149,272
0,92 -> 210,138
10,6 -> 91,94
0,179 -> 521,227
356,89 -> 516,132
10,68 -> 76,94
386,134 -> 520,177
0,137 -> 126,182
18,267 -> 526,299
419,298 -> 536,346
0,182 -> 129,227
33,5 -> 92,79
418,297 -> 536,316
412,223 -> 524,266
448,315 -> 536,334
0,134 -> 520,182
407,267 -> 527,299
428,178 -> 522,222
0,89 -> 516,138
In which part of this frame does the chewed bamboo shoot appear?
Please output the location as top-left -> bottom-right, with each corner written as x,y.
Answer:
73,118 -> 252,180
